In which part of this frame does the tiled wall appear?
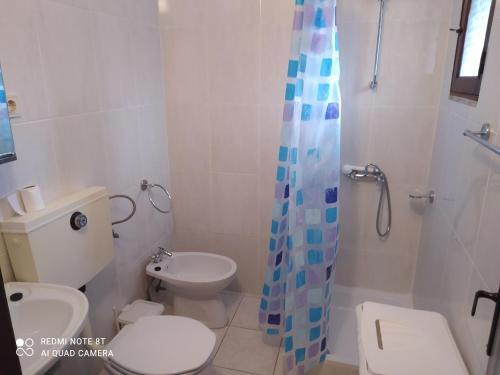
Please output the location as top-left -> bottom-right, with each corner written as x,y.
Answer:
162,0 -> 451,294
334,0 -> 451,293
413,1 -> 500,374
161,0 -> 295,294
0,0 -> 171,352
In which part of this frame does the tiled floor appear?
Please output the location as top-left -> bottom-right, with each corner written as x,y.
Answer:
200,292 -> 358,375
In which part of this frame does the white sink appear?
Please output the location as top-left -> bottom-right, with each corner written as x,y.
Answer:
6,282 -> 89,375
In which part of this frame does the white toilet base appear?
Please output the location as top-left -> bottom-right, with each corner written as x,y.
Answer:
173,294 -> 228,329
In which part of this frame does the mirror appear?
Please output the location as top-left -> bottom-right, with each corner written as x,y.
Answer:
0,64 -> 16,165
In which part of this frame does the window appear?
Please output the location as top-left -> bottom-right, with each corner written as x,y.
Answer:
450,0 -> 496,101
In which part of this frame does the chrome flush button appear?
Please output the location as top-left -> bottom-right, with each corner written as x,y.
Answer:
70,211 -> 88,230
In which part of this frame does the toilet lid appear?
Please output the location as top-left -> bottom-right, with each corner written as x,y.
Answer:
107,315 -> 216,375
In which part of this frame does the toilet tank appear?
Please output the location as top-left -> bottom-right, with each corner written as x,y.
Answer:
0,187 -> 114,289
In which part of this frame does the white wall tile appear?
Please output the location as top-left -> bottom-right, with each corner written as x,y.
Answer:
162,26 -> 208,106
210,173 -> 259,236
53,113 -> 108,193
207,25 -> 260,104
367,107 -> 436,186
5,120 -> 63,201
159,0 -> 206,29
37,0 -> 100,116
87,0 -> 133,18
205,0 -> 260,29
210,104 -> 259,174
0,0 -> 48,123
171,170 -> 211,233
132,24 -> 164,106
0,1 -> 173,350
473,174 -> 500,291
100,108 -> 141,192
92,13 -> 137,109
413,1 -> 500,372
261,0 -> 295,27
130,0 -> 159,26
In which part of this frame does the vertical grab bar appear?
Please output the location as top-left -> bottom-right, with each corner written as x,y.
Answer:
370,0 -> 385,90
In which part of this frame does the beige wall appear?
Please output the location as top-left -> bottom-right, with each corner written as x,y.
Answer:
0,0 -> 172,354
413,1 -> 500,374
334,0 -> 452,293
162,0 -> 451,294
161,0 -> 294,294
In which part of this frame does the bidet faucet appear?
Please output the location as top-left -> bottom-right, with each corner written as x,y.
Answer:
151,247 -> 173,263
158,247 -> 173,258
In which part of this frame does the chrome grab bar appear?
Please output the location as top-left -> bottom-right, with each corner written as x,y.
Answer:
370,0 -> 385,90
140,179 -> 172,214
463,124 -> 500,156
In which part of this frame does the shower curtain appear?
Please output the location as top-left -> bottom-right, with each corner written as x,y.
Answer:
258,0 -> 341,374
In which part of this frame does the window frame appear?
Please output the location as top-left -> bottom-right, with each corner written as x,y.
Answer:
450,0 -> 496,101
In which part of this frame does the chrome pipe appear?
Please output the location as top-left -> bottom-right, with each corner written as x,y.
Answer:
370,0 -> 385,90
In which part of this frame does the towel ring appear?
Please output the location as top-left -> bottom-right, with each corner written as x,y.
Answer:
140,179 -> 172,214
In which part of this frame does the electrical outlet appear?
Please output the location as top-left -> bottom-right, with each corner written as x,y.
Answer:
7,94 -> 21,119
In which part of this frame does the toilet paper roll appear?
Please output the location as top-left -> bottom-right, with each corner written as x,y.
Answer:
6,192 -> 26,216
20,185 -> 45,213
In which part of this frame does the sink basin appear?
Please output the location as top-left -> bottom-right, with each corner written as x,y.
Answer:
5,282 -> 89,375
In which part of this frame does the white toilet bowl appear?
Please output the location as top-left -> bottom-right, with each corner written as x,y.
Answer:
146,252 -> 237,328
104,315 -> 215,375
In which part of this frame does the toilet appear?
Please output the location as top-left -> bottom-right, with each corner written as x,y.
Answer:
356,302 -> 469,375
0,187 -> 217,375
104,315 -> 216,375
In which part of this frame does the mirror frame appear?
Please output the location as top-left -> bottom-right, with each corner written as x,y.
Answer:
0,63 -> 17,165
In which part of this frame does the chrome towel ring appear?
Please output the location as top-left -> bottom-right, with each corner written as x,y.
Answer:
140,179 -> 172,214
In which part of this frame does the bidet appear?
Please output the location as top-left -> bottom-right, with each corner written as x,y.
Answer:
146,252 -> 237,328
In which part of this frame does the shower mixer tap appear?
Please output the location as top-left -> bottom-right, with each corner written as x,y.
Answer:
343,164 -> 384,181
343,163 -> 392,237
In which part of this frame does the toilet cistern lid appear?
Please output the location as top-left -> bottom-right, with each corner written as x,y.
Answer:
107,315 -> 216,375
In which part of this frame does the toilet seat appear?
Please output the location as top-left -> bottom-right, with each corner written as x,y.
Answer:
106,315 -> 216,375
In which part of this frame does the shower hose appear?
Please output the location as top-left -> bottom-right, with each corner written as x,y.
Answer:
368,164 -> 392,237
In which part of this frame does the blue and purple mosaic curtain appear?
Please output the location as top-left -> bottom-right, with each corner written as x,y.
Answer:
259,0 -> 341,374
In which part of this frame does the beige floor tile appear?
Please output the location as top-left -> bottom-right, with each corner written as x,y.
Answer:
214,327 -> 280,375
232,295 -> 261,330
309,361 -> 359,375
273,348 -> 285,375
221,291 -> 243,323
200,366 -> 254,375
211,327 -> 228,357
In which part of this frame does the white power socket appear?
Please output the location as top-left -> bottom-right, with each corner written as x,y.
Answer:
7,93 -> 22,119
